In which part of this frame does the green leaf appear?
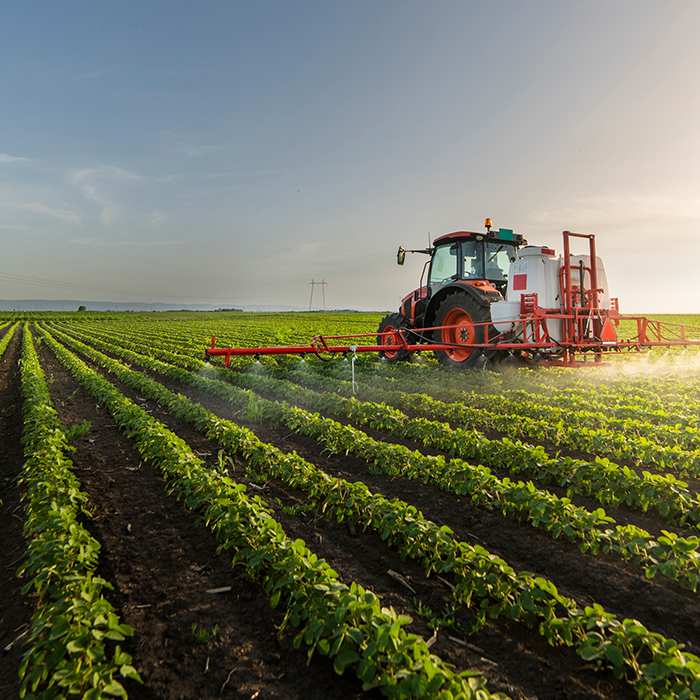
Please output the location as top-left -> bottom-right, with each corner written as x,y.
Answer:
113,645 -> 131,666
347,627 -> 364,645
119,664 -> 143,682
102,680 -> 127,698
45,643 -> 67,670
333,649 -> 359,675
579,644 -> 601,661
604,645 -> 625,667
66,636 -> 88,653
520,590 -> 535,612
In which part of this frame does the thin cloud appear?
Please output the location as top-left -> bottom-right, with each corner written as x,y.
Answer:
74,68 -> 123,81
70,174 -> 119,224
71,237 -> 177,246
70,165 -> 148,225
162,130 -> 229,157
154,68 -> 218,79
0,200 -> 81,224
529,192 -> 700,229
71,165 -> 147,183
0,224 -> 39,231
148,210 -> 166,227
114,89 -> 172,104
179,144 -> 223,157
0,153 -> 30,163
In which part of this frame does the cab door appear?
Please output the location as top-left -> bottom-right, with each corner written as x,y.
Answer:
428,243 -> 459,295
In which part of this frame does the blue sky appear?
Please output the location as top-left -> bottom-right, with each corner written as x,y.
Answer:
2,1 -> 699,311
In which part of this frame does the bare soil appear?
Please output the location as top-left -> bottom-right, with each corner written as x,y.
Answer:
2,325 -> 699,700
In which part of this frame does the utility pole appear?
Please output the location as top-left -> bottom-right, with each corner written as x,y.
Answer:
308,279 -> 328,311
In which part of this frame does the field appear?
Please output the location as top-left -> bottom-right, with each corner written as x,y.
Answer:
2,311 -> 700,700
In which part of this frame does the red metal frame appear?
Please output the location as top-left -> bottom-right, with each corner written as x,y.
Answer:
206,314 -> 700,368
205,230 -> 700,368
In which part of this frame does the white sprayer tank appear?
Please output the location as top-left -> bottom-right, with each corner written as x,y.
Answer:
490,246 -> 611,345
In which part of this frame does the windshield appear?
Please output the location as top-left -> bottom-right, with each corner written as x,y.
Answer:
430,239 -> 517,292
484,242 -> 516,281
429,244 -> 458,292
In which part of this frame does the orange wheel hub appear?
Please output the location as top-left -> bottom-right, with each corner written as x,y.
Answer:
442,308 -> 475,361
380,324 -> 400,358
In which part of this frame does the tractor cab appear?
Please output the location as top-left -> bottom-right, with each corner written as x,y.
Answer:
380,220 -> 528,367
428,228 -> 523,296
395,221 -> 527,330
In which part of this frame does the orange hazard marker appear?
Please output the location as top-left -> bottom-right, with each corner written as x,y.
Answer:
601,317 -> 617,344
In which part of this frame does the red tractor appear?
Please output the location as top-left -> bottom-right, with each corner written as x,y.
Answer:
378,219 -> 526,367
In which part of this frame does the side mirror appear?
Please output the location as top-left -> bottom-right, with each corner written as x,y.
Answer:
397,246 -> 406,265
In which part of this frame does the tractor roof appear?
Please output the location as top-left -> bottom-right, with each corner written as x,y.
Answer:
432,231 -> 480,245
433,229 -> 526,247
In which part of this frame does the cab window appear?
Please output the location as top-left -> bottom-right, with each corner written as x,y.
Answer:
462,240 -> 483,280
429,244 -> 458,292
484,242 -> 514,281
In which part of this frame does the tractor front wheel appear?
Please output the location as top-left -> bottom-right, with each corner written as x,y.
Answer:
377,313 -> 414,362
433,293 -> 489,368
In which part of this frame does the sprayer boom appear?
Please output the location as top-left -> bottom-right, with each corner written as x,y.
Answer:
205,312 -> 700,368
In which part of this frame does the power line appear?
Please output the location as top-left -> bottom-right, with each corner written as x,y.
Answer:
308,279 -> 327,311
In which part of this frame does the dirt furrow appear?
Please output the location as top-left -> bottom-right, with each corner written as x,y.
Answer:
40,337 -> 645,700
37,344 -> 373,700
0,328 -> 32,700
145,368 -> 700,650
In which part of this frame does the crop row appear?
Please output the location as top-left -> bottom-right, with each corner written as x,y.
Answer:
50,322 -> 206,371
295,350 -> 700,434
52,312 -> 384,358
453,392 -> 700,461
227,371 -> 700,590
206,367 -> 700,531
498,382 -> 700,432
49,316 -> 700,417
46,324 -> 700,593
46,317 -> 700,434
38,326 -> 502,700
261,363 -> 700,476
0,321 -> 19,357
38,326 -> 700,699
52,323 -> 698,528
16,326 -> 140,699
271,357 -> 700,458
49,322 -> 700,520
259,364 -> 700,526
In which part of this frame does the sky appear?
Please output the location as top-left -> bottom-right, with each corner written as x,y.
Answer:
2,1 -> 700,312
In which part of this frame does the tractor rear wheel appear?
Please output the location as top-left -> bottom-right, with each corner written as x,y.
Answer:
377,313 -> 414,362
433,293 -> 490,368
